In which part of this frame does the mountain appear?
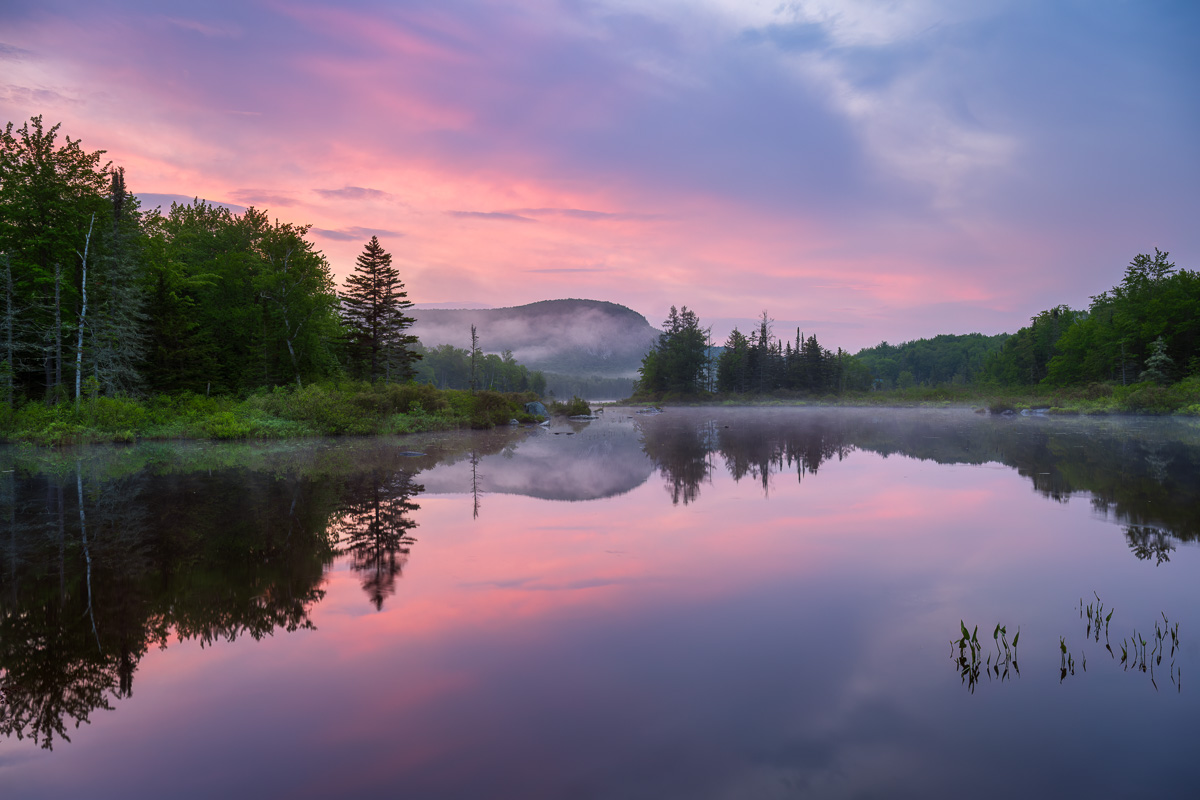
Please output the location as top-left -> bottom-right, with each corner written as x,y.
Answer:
411,299 -> 659,378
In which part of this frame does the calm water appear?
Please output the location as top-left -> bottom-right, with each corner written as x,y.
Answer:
2,408 -> 1199,799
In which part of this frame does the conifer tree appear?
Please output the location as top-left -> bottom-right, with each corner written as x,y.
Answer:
340,236 -> 420,381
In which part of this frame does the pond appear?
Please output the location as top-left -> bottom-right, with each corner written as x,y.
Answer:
2,407 -> 1199,798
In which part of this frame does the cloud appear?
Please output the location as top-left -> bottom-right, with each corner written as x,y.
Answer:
165,17 -> 243,38
0,84 -> 77,107
524,267 -> 607,274
229,189 -> 295,207
0,42 -> 32,60
7,0 -> 1196,353
136,193 -> 247,213
448,211 -> 536,222
312,226 -> 403,242
513,208 -> 661,222
314,186 -> 392,200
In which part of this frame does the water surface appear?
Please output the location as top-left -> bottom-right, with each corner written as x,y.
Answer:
2,408 -> 1199,798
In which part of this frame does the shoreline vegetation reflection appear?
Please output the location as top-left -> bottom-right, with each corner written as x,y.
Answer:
2,408 -> 1199,749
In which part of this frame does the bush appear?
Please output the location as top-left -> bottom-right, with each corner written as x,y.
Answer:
469,390 -> 520,429
82,396 -> 149,431
202,411 -> 255,439
551,396 -> 591,416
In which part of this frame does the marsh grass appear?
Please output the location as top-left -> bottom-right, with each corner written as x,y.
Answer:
643,376 -> 1200,416
1,383 -> 544,445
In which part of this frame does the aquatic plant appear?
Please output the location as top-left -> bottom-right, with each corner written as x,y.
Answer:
953,620 -> 1019,692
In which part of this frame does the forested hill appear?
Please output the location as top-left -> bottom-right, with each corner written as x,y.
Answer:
854,333 -> 1009,388
411,299 -> 659,377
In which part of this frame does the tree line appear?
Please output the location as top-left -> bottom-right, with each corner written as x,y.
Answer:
636,248 -> 1197,401
635,306 -> 870,398
0,116 -> 428,410
853,333 -> 1008,389
414,342 -> 547,394
981,250 -> 1199,387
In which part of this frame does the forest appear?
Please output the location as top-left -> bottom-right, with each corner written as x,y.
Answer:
0,116 -> 429,405
635,254 -> 1200,414
0,116 -> 565,441
3,114 -> 1198,444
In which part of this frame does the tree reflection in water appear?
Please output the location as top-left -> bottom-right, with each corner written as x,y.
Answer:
641,414 -> 854,504
0,462 -> 338,750
334,470 -> 423,611
1126,526 -> 1175,565
635,410 -> 1200,551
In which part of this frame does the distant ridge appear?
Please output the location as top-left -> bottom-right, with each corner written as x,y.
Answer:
410,298 -> 659,378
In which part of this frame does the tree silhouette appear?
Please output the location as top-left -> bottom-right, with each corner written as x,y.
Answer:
340,236 -> 420,382
336,470 -> 423,610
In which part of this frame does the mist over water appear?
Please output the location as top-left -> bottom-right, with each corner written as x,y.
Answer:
3,408 -> 1199,798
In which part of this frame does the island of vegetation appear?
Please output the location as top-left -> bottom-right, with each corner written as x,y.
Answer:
1,115 -> 1197,446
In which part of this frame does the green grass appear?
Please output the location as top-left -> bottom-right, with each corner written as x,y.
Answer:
626,377 -> 1200,416
0,383 -> 545,446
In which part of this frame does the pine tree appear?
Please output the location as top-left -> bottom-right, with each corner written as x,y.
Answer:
1139,336 -> 1174,385
340,236 -> 420,381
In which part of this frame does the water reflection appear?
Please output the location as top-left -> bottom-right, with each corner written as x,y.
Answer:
335,470 -> 423,611
634,409 -> 1200,545
1,454 -> 348,749
3,409 -> 1200,763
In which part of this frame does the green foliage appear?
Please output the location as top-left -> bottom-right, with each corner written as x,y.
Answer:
988,250 -> 1199,390
714,322 -> 849,396
0,383 -> 543,443
636,306 -> 709,397
550,396 -> 591,416
855,333 -> 1007,388
340,236 -> 420,382
413,342 -> 544,394
1139,336 -> 1174,385
982,306 -> 1084,386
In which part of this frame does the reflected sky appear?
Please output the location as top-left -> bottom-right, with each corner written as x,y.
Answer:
3,409 -> 1200,798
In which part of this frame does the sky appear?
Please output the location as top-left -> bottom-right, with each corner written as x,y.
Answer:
2,0 -> 1197,351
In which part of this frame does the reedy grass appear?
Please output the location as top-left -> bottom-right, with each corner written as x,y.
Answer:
0,382 -> 545,446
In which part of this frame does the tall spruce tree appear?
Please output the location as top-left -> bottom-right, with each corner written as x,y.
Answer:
340,236 -> 420,381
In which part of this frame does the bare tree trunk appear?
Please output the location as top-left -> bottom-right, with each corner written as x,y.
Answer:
470,324 -> 479,394
54,262 -> 63,398
283,323 -> 302,389
78,462 -> 101,652
75,213 -> 94,410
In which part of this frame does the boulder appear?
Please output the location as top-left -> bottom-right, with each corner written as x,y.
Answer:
525,401 -> 548,417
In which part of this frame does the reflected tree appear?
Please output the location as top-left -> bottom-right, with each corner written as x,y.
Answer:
0,464 -> 339,749
1126,526 -> 1175,565
336,470 -> 424,610
640,419 -> 714,505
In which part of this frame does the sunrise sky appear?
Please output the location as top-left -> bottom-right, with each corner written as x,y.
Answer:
2,0 -> 1197,350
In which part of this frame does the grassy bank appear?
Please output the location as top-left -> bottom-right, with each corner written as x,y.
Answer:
0,383 -> 558,446
631,377 -> 1200,416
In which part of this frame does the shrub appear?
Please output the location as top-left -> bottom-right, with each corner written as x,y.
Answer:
551,396 -> 591,416
202,411 -> 254,439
